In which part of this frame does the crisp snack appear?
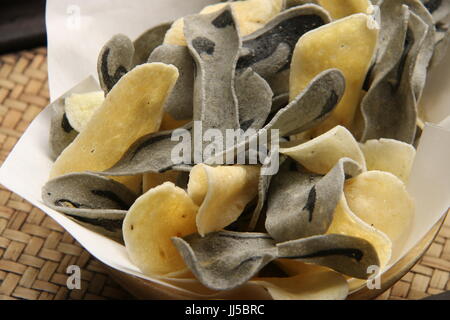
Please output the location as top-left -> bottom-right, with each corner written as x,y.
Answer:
64,91 -> 104,132
290,13 -> 379,137
280,125 -> 367,174
132,23 -> 172,66
188,164 -> 260,236
142,171 -> 180,193
253,269 -> 349,300
123,182 -> 198,275
164,0 -> 285,46
360,138 -> 416,183
344,171 -> 415,247
50,63 -> 179,193
265,158 -> 362,241
327,196 -> 392,268
317,0 -> 373,20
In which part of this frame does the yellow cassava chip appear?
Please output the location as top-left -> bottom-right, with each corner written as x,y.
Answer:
123,182 -> 198,276
344,171 -> 415,250
164,0 -> 284,46
289,13 -> 379,137
187,164 -> 260,236
142,171 -> 179,193
50,63 -> 178,192
317,0 -> 373,20
252,270 -> 349,300
65,91 -> 105,132
279,125 -> 366,175
360,139 -> 416,184
327,196 -> 392,269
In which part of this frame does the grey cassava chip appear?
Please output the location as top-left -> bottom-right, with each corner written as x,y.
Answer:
235,68 -> 273,131
277,234 -> 380,279
361,2 -> 421,143
49,98 -> 78,160
204,69 -> 345,165
148,44 -> 195,120
132,23 -> 171,66
184,6 -> 240,133
237,5 -> 330,89
49,76 -> 101,160
172,231 -> 277,290
421,0 -> 450,22
97,34 -> 134,93
42,172 -> 137,215
265,158 -> 362,242
100,125 -> 192,176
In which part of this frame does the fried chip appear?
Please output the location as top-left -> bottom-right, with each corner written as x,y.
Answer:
50,63 -> 179,193
327,196 -> 392,268
164,0 -> 285,46
421,0 -> 450,23
252,270 -> 349,300
187,164 -> 260,236
235,68 -> 273,131
277,233 -> 380,279
237,5 -> 330,80
184,7 -> 240,133
132,23 -> 172,66
149,44 -> 195,121
142,171 -> 180,193
204,69 -> 345,166
123,182 -> 199,276
97,34 -> 135,93
101,124 -> 192,176
360,139 -> 416,184
344,171 -> 415,251
49,77 -> 100,160
280,126 -> 367,175
360,1 -> 434,143
266,158 -> 362,242
65,91 -> 104,133
172,231 -> 277,290
42,172 -> 137,242
317,0 -> 373,20
290,13 -> 379,137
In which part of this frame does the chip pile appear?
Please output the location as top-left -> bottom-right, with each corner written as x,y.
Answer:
43,0 -> 450,299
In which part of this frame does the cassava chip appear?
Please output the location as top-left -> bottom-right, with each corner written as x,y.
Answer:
327,196 -> 392,268
97,34 -> 134,93
42,172 -> 137,215
123,182 -> 199,275
50,63 -> 179,193
422,0 -> 450,23
164,0 -> 285,46
65,91 -> 104,133
142,171 -> 180,193
360,139 -> 416,183
49,77 -> 101,160
187,164 -> 260,236
101,123 -> 192,176
149,44 -> 195,121
265,158 -> 362,242
252,270 -> 349,300
172,231 -> 277,290
204,69 -> 345,165
184,7 -> 240,133
290,13 -> 379,137
280,125 -> 367,175
132,23 -> 172,66
277,234 -> 380,279
344,171 -> 415,250
235,68 -> 273,131
237,5 -> 330,78
317,0 -> 373,20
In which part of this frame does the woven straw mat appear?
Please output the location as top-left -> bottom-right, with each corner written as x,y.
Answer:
0,48 -> 448,300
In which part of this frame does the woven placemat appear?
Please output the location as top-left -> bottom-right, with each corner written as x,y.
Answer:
0,48 -> 448,300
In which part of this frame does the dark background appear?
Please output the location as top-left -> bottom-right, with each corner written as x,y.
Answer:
0,0 -> 47,54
